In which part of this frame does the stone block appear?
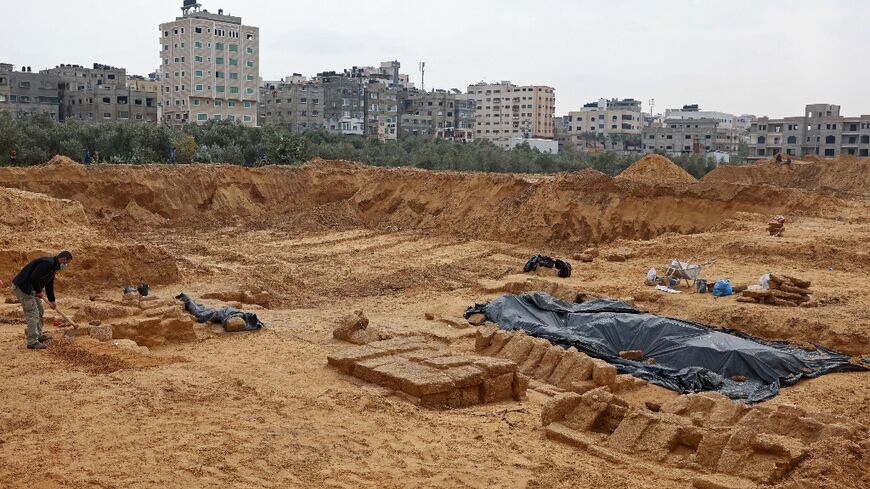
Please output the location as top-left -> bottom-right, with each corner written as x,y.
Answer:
512,372 -> 529,401
474,324 -> 500,351
467,313 -> 487,325
481,330 -> 512,356
89,324 -> 113,342
471,356 -> 517,377
519,338 -> 551,375
481,372 -> 514,403
592,359 -> 617,386
533,346 -> 566,381
373,360 -> 455,397
496,334 -> 536,364
541,392 -> 583,426
445,365 -> 486,388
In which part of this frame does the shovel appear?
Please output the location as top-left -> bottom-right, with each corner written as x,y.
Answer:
42,298 -> 79,329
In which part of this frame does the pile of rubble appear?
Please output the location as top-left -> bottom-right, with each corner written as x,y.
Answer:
542,389 -> 867,487
737,274 -> 816,308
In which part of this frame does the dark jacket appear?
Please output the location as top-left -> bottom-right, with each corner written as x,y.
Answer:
12,256 -> 59,302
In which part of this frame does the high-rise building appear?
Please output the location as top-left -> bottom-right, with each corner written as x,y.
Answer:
159,1 -> 260,126
467,81 -> 555,149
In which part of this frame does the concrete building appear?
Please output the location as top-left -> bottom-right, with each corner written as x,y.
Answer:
643,118 -> 739,156
748,104 -> 870,160
566,98 -> 643,151
664,105 -> 739,129
0,63 -> 62,119
159,0 -> 260,126
259,77 -> 326,131
43,63 -> 159,123
467,81 -> 555,149
64,86 -> 158,123
42,63 -> 126,91
400,89 -> 474,141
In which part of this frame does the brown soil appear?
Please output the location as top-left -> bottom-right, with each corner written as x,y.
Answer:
615,154 -> 698,185
703,156 -> 870,198
0,155 -> 867,488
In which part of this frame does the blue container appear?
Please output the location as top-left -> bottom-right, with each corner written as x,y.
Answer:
668,277 -> 678,289
696,279 -> 708,293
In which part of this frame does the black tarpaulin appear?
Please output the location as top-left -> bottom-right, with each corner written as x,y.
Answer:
465,293 -> 866,403
176,293 -> 265,332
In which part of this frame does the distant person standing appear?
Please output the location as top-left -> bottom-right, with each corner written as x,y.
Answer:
775,153 -> 783,163
169,147 -> 177,164
9,148 -> 17,165
83,149 -> 92,165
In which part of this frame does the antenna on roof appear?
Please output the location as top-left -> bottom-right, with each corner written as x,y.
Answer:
419,61 -> 425,92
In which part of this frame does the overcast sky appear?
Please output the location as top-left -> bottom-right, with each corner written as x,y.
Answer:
2,0 -> 867,118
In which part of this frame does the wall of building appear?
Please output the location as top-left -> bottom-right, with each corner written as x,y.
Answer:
748,104 -> 870,159
159,10 -> 260,126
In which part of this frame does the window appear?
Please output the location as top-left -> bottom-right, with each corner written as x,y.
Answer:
195,41 -> 203,48
216,85 -> 225,93
246,33 -> 254,40
229,87 -> 239,94
787,136 -> 797,144
244,101 -> 252,108
246,61 -> 254,68
103,112 -> 112,119
215,71 -> 224,79
246,88 -> 254,95
246,47 -> 254,54
246,75 -> 254,81
214,100 -> 222,107
216,42 -> 224,50
195,56 -> 203,62
228,101 -> 236,107
229,72 -> 239,80
243,115 -> 252,122
197,113 -> 208,121
757,136 -> 766,144
216,57 -> 224,65
227,115 -> 236,121
229,44 -> 238,52
193,99 -> 200,106
825,135 -> 836,144
229,59 -> 238,66
195,27 -> 202,34
195,70 -> 203,77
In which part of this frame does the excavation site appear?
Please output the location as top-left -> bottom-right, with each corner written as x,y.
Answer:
1,155 -> 869,489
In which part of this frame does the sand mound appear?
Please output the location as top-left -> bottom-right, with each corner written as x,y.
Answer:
615,154 -> 698,185
44,155 -> 81,167
704,157 -> 870,197
0,187 -> 88,230
0,156 -> 853,247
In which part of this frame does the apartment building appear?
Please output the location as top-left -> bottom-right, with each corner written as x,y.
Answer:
260,77 -> 326,130
0,63 -> 62,119
399,89 -> 474,141
45,63 -> 158,123
159,0 -> 260,126
467,81 -> 554,148
643,118 -> 739,156
749,104 -> 870,160
566,98 -> 643,150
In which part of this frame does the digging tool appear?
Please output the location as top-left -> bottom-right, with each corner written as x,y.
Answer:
42,297 -> 79,329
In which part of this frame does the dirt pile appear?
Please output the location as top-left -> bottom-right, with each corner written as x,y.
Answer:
615,154 -> 698,185
703,157 -> 870,197
0,187 -> 88,230
0,156 -> 854,247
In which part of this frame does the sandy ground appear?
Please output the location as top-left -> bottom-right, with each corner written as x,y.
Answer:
0,157 -> 868,488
